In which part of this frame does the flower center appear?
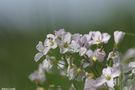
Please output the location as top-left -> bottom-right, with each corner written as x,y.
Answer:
64,42 -> 69,48
92,56 -> 97,61
105,75 -> 111,80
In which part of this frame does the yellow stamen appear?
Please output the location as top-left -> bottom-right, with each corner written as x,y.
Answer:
106,75 -> 111,80
92,56 -> 97,61
88,73 -> 94,79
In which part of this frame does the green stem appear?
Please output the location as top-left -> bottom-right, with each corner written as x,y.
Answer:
126,33 -> 135,37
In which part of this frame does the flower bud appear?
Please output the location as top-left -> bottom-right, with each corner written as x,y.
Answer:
114,31 -> 125,45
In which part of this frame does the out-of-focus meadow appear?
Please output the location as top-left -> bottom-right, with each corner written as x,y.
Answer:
0,0 -> 135,90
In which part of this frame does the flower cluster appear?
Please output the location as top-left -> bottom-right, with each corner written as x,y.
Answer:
29,29 -> 135,90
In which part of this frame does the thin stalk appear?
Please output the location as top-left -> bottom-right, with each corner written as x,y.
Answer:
126,33 -> 135,37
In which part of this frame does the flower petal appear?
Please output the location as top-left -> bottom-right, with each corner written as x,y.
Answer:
34,52 -> 43,62
95,76 -> 106,87
106,79 -> 114,88
36,41 -> 44,52
102,33 -> 111,44
84,78 -> 97,90
114,31 -> 125,44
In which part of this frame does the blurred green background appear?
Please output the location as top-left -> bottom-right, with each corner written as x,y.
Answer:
0,0 -> 135,90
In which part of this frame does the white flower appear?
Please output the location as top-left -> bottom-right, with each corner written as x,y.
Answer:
79,47 -> 87,56
34,34 -> 57,62
84,77 -> 97,90
83,32 -> 93,47
85,32 -> 93,41
123,48 -> 135,61
56,58 -> 66,76
128,61 -> 135,74
78,34 -> 92,48
69,40 -> 80,53
107,51 -> 121,66
72,33 -> 82,42
34,41 -> 48,62
41,56 -> 55,72
29,70 -> 45,83
92,31 -> 111,44
86,49 -> 106,62
94,49 -> 106,62
54,29 -> 66,37
86,49 -> 93,58
114,31 -> 125,45
59,32 -> 72,54
96,66 -> 120,88
67,64 -> 77,80
45,34 -> 57,49
57,60 -> 65,69
129,61 -> 135,68
36,87 -> 45,90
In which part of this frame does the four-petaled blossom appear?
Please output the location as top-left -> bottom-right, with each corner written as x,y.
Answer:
34,34 -> 57,62
92,31 -> 111,44
34,41 -> 45,62
96,66 -> 120,88
59,32 -> 72,54
114,31 -> 125,45
45,34 -> 57,49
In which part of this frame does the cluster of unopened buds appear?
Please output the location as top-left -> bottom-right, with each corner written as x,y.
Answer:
29,29 -> 135,90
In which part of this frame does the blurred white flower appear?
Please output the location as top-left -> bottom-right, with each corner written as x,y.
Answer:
59,32 -> 72,54
79,47 -> 87,56
123,85 -> 135,90
45,34 -> 57,49
78,35 -> 87,46
85,32 -> 93,41
54,29 -> 66,37
128,61 -> 135,74
107,51 -> 121,66
86,49 -> 93,58
29,69 -> 45,83
123,48 -> 135,61
34,41 -> 46,62
92,31 -> 111,44
94,49 -> 106,62
67,64 -> 77,80
69,40 -> 80,53
96,66 -> 120,88
114,31 -> 125,45
84,77 -> 97,90
34,34 -> 57,62
129,61 -> 135,68
36,87 -> 45,90
57,60 -> 65,69
41,56 -> 55,72
72,33 -> 82,43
